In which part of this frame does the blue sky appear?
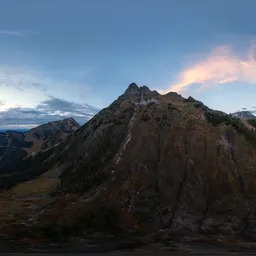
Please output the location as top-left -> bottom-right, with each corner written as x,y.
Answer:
1,0 -> 256,128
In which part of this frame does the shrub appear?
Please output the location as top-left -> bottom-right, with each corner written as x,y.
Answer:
248,119 -> 256,128
204,110 -> 256,147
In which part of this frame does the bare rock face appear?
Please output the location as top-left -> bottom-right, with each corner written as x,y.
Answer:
2,84 -> 256,243
122,83 -> 159,102
124,82 -> 140,95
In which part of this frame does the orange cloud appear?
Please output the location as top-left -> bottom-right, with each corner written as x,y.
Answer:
162,44 -> 256,93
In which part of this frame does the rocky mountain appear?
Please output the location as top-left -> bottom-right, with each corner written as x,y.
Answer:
25,117 -> 80,152
0,117 -> 80,175
1,83 -> 256,246
232,111 -> 256,120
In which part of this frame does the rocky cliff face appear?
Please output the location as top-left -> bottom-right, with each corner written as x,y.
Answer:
2,84 -> 256,244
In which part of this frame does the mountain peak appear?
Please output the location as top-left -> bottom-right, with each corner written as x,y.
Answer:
64,117 -> 81,127
124,83 -> 140,95
140,85 -> 151,94
124,83 -> 152,95
231,111 -> 256,120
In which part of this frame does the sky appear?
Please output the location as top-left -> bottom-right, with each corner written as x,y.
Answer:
1,0 -> 256,129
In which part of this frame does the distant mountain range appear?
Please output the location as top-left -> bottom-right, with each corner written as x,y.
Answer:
0,129 -> 29,133
231,110 -> 256,120
0,117 -> 80,176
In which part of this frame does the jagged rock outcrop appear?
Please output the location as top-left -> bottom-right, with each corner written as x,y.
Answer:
2,83 -> 256,244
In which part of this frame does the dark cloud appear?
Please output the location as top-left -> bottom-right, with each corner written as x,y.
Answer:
37,97 -> 99,118
0,97 -> 99,129
242,107 -> 247,110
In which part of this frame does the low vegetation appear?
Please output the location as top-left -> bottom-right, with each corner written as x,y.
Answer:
0,146 -> 59,190
248,119 -> 256,129
203,109 -> 256,147
11,178 -> 59,197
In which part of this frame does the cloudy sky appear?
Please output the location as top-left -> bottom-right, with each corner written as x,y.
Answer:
1,0 -> 256,129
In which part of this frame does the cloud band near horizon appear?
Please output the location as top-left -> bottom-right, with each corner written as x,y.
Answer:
0,97 -> 99,129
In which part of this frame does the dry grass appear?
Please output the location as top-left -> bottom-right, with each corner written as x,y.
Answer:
10,178 -> 59,197
39,167 -> 62,178
23,136 -> 43,156
0,196 -> 26,222
0,166 -> 62,223
0,177 -> 57,223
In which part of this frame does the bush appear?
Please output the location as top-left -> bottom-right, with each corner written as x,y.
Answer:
248,119 -> 256,128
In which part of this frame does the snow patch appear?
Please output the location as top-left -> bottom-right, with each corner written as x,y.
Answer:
134,93 -> 159,106
115,133 -> 131,164
138,97 -> 159,106
114,112 -> 136,164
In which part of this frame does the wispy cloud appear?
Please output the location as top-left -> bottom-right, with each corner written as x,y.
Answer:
0,29 -> 23,36
0,29 -> 39,37
0,65 -> 102,112
0,66 -> 48,91
161,43 -> 256,94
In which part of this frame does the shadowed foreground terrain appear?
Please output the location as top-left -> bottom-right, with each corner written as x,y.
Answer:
2,243 -> 256,255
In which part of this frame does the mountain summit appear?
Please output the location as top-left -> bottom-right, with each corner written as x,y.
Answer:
1,84 -> 256,245
124,83 -> 152,95
124,82 -> 140,95
121,83 -> 160,105
232,110 -> 256,120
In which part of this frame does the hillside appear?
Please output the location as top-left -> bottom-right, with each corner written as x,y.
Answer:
0,118 -> 80,187
1,83 -> 256,246
24,117 -> 80,153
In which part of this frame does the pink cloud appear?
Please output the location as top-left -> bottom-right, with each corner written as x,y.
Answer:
162,44 -> 256,94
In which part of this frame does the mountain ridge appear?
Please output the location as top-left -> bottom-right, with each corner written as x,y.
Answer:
0,117 -> 80,177
1,83 -> 256,246
232,110 -> 256,120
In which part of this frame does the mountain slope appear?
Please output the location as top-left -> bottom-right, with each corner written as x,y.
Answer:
24,117 -> 80,153
0,118 -> 80,177
2,83 -> 256,244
